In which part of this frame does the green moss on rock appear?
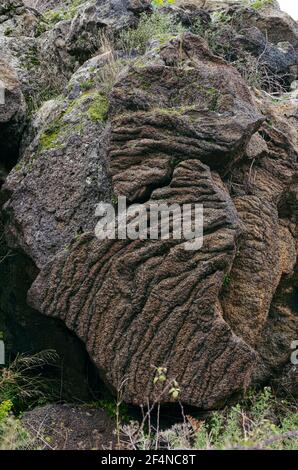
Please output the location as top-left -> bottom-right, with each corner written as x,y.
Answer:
87,93 -> 109,122
35,0 -> 86,36
39,117 -> 64,151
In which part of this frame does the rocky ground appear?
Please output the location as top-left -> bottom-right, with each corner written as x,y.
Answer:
22,403 -> 116,449
0,0 -> 297,449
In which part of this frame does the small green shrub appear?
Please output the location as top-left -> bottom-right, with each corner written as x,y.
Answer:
191,17 -> 206,37
0,351 -> 59,411
97,398 -> 130,424
222,274 -> 231,288
71,0 -> 86,7
4,28 -> 13,36
93,32 -> 127,94
211,10 -> 233,24
121,387 -> 298,450
116,11 -> 186,55
111,193 -> 119,206
152,0 -> 175,7
80,79 -> 95,91
0,352 -> 59,449
0,400 -> 33,450
24,46 -> 41,71
0,400 -> 13,421
248,0 -> 274,11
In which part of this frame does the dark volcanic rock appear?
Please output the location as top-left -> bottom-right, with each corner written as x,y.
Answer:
233,26 -> 297,83
38,0 -> 151,75
28,159 -> 256,409
27,34 -> 265,409
0,216 -> 101,401
3,58 -> 111,268
239,2 -> 298,49
109,34 -> 263,201
222,91 -> 298,385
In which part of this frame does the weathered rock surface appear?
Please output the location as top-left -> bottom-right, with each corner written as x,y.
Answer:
184,1 -> 298,90
37,0 -> 151,77
0,0 -> 39,37
0,0 -> 150,115
232,26 -> 297,84
28,159 -> 257,408
238,1 -> 298,48
222,90 -> 298,386
109,34 -> 263,200
202,0 -> 298,48
23,1 -> 67,12
27,34 -> 265,408
3,58 -> 111,268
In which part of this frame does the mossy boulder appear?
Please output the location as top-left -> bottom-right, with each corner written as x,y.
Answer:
3,58 -> 111,267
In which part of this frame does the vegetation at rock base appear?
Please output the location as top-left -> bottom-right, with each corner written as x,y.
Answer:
120,387 -> 298,450
0,350 -> 59,411
1,357 -> 296,450
0,351 -> 60,449
193,388 -> 298,450
0,400 -> 33,450
96,398 -> 130,424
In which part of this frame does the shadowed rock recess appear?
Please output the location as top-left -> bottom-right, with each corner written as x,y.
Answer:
1,0 -> 297,409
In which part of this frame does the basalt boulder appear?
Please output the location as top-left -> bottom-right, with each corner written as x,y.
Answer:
38,0 -> 151,76
205,0 -> 298,49
108,34 -> 264,200
221,90 -> 298,386
232,26 -> 297,85
239,1 -> 298,49
27,34 -> 268,408
3,55 -> 111,268
0,0 -> 151,112
189,1 -> 298,90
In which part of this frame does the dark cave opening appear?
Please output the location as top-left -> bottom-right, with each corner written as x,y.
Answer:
0,244 -> 110,405
0,129 -> 22,190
